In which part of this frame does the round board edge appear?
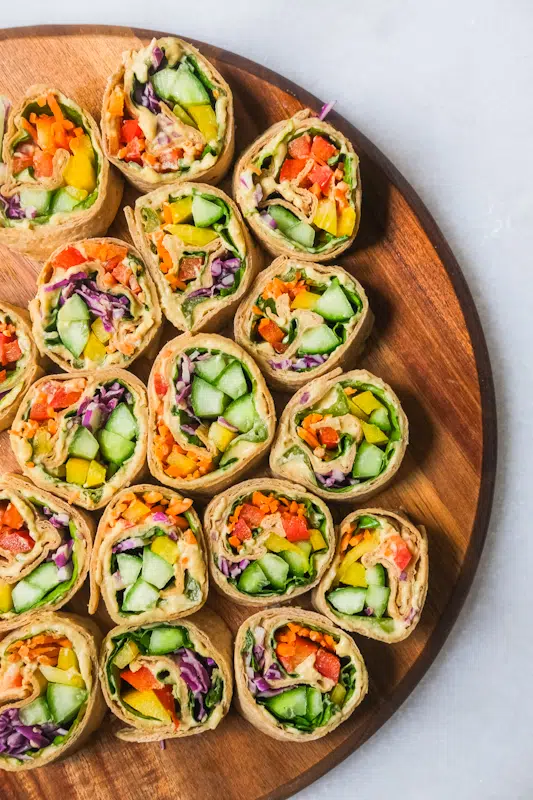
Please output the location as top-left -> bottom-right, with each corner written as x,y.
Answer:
0,23 -> 497,800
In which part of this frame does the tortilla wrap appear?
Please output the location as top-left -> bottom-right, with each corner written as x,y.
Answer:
0,302 -> 44,432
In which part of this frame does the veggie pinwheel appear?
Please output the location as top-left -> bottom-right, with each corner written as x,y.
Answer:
0,474 -> 93,632
204,479 -> 334,606
100,610 -> 232,742
0,85 -> 122,261
313,509 -> 428,643
29,238 -> 162,371
89,484 -> 207,625
126,183 -> 260,331
102,37 -> 234,192
235,256 -> 373,390
235,608 -> 367,741
233,109 -> 361,261
270,368 -> 408,501
148,334 -> 276,495
0,612 -> 104,771
9,370 -> 148,510
0,301 -> 44,432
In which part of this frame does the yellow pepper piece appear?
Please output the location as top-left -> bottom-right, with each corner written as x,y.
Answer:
33,428 -> 52,457
330,683 -> 347,706
169,196 -> 193,224
166,451 -> 197,477
91,317 -> 111,344
313,197 -> 337,236
0,580 -> 13,614
66,457 -> 90,486
164,224 -> 218,246
57,647 -> 78,671
352,391 -> 383,415
122,499 -> 151,523
39,664 -> 85,689
337,205 -> 356,237
361,421 -> 389,445
122,689 -> 171,722
83,331 -> 107,364
337,533 -> 378,581
291,291 -> 321,311
63,135 -> 96,194
208,421 -> 236,452
347,397 -> 369,421
186,104 -> 218,141
309,529 -> 327,551
264,533 -> 301,555
151,535 -> 180,565
85,460 -> 106,488
114,639 -> 140,670
340,561 -> 368,587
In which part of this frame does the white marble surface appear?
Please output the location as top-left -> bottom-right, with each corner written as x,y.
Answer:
2,2 -> 532,798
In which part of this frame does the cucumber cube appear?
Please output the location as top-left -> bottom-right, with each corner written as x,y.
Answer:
27,562 -> 62,593
296,540 -> 313,558
369,406 -> 391,433
223,393 -> 256,433
192,195 -> 224,227
298,324 -> 340,355
365,564 -> 386,586
121,578 -> 160,612
98,429 -> 135,465
19,188 -> 52,215
265,686 -> 307,720
306,686 -> 323,721
117,553 -> 143,586
314,279 -> 354,322
58,293 -> 90,322
327,586 -> 367,615
47,682 -> 87,724
287,220 -> 315,248
352,441 -> 384,478
215,361 -> 248,399
58,319 -> 90,358
267,204 -> 299,234
280,548 -> 309,577
194,354 -> 227,384
105,403 -> 137,441
191,376 -> 229,418
257,553 -> 289,590
148,626 -> 187,655
152,65 -> 210,106
11,580 -> 45,612
365,585 -> 390,618
68,426 -> 100,460
141,548 -> 174,590
237,561 -> 269,594
19,695 -> 52,726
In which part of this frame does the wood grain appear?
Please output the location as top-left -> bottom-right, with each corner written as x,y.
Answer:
0,25 -> 496,800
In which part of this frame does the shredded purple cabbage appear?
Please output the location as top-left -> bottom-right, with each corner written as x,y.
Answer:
0,708 -> 68,758
269,354 -> 327,373
218,556 -> 249,580
187,255 -> 241,300
134,82 -> 161,114
0,193 -> 26,220
318,100 -> 336,121
112,536 -> 144,554
52,539 -> 73,569
315,469 -> 355,489
77,381 -> 126,431
151,46 -> 164,70
175,648 -> 215,722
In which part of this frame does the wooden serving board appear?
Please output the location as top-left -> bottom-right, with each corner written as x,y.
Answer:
0,25 -> 496,800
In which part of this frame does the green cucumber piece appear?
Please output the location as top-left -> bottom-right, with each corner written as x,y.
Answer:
215,361 -> 248,400
19,695 -> 52,726
257,553 -> 289,590
117,553 -> 143,586
191,376 -> 229,418
97,429 -> 135,465
152,65 -> 210,106
148,626 -> 187,655
296,540 -> 313,558
57,293 -> 90,322
46,683 -> 87,724
50,186 -> 86,213
11,580 -> 46,612
264,686 -> 307,720
280,548 -> 309,577
365,585 -> 390,618
365,563 -> 386,586
375,617 -> 395,633
352,441 -> 384,478
68,426 -> 100,460
57,295 -> 90,358
287,220 -> 315,248
223,393 -> 256,433
26,562 -> 61,593
298,324 -> 340,355
172,102 -> 197,127
141,548 -> 174,590
237,561 -> 269,594
194,354 -> 227,384
121,577 -> 160,612
327,586 -> 367,615
19,188 -> 52,215
368,406 -> 391,433
105,403 -> 137,441
267,204 -> 299,233
192,195 -> 224,227
306,687 -> 323,721
314,279 -> 354,322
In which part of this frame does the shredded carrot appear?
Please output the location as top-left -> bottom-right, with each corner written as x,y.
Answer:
344,387 -> 356,396
298,428 -> 320,449
228,535 -> 241,549
46,93 -> 64,125
143,491 -> 163,505
340,531 -> 352,552
21,117 -> 38,141
302,413 -> 323,430
184,529 -> 197,546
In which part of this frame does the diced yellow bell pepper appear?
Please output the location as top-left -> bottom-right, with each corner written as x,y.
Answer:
66,457 -> 90,486
173,102 -> 197,127
83,331 -> 107,363
291,291 -> 321,311
264,533 -> 301,555
352,391 -> 383,415
0,581 -> 13,614
186,104 -> 218,141
361,421 -> 389,445
164,224 -> 218,246
313,197 -> 337,236
113,639 -> 140,669
309,529 -> 327,551
337,533 -> 378,581
39,664 -> 86,689
169,196 -> 193,224
346,396 -> 369,421
91,317 -> 111,344
122,689 -> 171,722
57,647 -> 78,671
151,535 -> 179,565
340,561 -> 367,587
208,421 -> 236,452
166,451 -> 197,477
337,205 -> 356,237
122,499 -> 151,523
63,135 -> 96,194
85,460 -> 106,488
330,683 -> 347,706
33,428 -> 52,457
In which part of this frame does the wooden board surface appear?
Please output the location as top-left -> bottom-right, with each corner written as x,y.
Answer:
0,25 -> 496,800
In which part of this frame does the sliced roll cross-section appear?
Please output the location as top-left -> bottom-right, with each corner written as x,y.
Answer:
204,479 -> 334,606
126,183 -> 260,331
0,474 -> 93,633
270,368 -> 408,501
100,610 -> 232,742
235,256 -> 372,390
148,334 -> 276,495
234,608 -> 368,741
89,484 -> 207,625
313,508 -> 429,643
102,37 -> 234,192
233,109 -> 361,261
0,301 -> 44,432
0,612 -> 104,771
0,85 -> 122,260
29,238 -> 161,372
9,370 -> 148,510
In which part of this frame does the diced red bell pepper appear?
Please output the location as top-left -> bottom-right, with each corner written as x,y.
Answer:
317,426 -> 339,449
387,535 -> 412,571
120,119 -> 144,144
239,503 -> 265,529
288,133 -> 312,159
279,157 -> 308,183
278,635 -> 318,673
2,503 -> 25,530
0,370 -> 6,383
154,685 -> 180,728
29,400 -> 52,421
120,666 -> 161,691
307,162 -> 333,192
123,137 -> 144,164
282,514 -> 309,542
33,149 -> 54,178
311,135 -> 338,163
0,529 -> 34,554
2,339 -> 21,366
154,374 -> 169,397
178,256 -> 203,282
112,262 -> 133,287
49,387 -> 83,410
314,647 -> 340,683
233,518 -> 252,542
12,152 -> 35,173
53,246 -> 87,269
